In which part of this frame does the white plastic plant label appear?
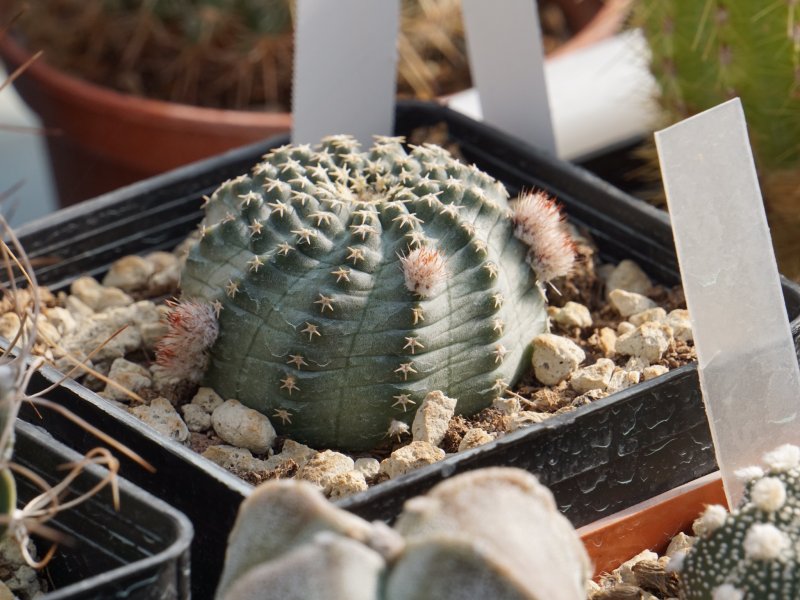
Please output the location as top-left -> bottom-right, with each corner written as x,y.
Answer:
655,98 -> 800,506
460,0 -> 556,154
292,0 -> 399,146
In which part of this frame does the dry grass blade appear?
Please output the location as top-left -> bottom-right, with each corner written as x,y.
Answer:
29,398 -> 155,474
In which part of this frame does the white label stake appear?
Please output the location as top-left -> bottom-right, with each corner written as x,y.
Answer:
656,98 -> 800,506
292,0 -> 399,146
461,0 -> 556,154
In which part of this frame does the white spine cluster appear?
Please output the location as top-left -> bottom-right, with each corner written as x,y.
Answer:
155,299 -> 219,382
712,584 -> 745,600
694,504 -> 728,537
399,247 -> 447,298
751,477 -> 787,512
763,444 -> 800,472
743,523 -> 789,560
510,191 -> 575,282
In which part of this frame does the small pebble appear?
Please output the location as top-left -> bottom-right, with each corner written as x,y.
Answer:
326,470 -> 369,500
643,365 -> 669,381
492,395 -> 521,415
101,357 -> 152,402
457,428 -> 494,452
181,403 -> 212,432
570,358 -> 615,394
617,321 -> 636,336
606,368 -> 641,394
298,450 -> 355,492
191,387 -> 224,413
550,301 -> 592,328
354,457 -> 381,480
609,289 -> 656,318
379,441 -> 445,479
616,322 -> 673,363
212,399 -> 276,454
264,440 -> 318,471
598,327 -> 618,357
531,333 -> 585,385
44,306 -> 77,335
202,445 -> 268,473
629,307 -> 667,326
411,390 -> 457,446
505,411 -> 550,432
667,309 -> 693,342
129,397 -> 189,443
102,255 -> 155,292
605,259 -> 652,298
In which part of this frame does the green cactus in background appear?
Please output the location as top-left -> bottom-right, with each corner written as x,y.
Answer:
163,135 -> 574,451
215,468 -> 591,600
677,444 -> 800,599
633,0 -> 800,278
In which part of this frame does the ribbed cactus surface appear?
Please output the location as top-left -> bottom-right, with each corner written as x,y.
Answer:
179,136 -> 555,450
679,445 -> 800,599
634,0 -> 800,277
635,0 -> 800,171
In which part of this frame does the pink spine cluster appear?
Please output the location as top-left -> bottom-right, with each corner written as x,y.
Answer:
155,299 -> 219,382
400,247 -> 448,298
511,191 -> 575,282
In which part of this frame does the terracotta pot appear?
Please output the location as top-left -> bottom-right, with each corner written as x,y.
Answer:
0,1 -> 632,208
0,33 -> 292,207
579,473 -> 726,579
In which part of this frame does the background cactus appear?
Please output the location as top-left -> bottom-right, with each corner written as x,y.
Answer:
677,444 -> 800,599
632,0 -> 800,277
173,135 -> 574,451
215,467 -> 591,600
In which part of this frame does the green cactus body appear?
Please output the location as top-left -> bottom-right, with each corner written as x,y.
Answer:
634,1 -> 800,276
180,136 -> 552,451
679,445 -> 800,599
634,0 -> 800,172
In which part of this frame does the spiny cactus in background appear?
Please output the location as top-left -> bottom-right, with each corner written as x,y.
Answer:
215,468 -> 591,600
676,444 -> 800,599
167,135 -> 575,451
632,0 -> 800,278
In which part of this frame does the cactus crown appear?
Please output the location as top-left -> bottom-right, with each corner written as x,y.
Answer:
175,135 -> 573,451
678,444 -> 800,599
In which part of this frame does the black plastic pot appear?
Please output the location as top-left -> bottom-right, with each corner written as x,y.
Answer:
10,101 -> 800,597
11,419 -> 192,599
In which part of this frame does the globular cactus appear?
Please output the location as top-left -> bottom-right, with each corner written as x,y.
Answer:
215,468 -> 591,600
676,444 -> 800,599
169,135 -> 574,451
633,1 -> 800,277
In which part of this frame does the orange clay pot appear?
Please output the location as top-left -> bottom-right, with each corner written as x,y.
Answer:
0,0 -> 631,207
0,33 -> 292,207
579,473 -> 726,579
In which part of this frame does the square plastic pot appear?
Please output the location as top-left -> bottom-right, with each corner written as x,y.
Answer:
578,472 -> 725,580
10,419 -> 192,599
10,100 -> 800,598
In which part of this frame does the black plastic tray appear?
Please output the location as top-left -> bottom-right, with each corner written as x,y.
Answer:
11,101 -> 800,597
12,419 -> 192,599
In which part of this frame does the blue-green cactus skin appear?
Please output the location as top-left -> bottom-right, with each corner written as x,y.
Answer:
181,136 -> 550,450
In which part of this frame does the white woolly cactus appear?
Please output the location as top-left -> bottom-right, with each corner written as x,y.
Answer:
215,468 -> 591,600
165,135 -> 576,451
678,444 -> 800,599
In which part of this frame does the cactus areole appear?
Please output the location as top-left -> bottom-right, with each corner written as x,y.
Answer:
176,135 -> 572,450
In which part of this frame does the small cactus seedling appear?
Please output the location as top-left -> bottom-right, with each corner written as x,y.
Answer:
677,444 -> 800,599
171,135 -> 575,450
215,467 -> 591,600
